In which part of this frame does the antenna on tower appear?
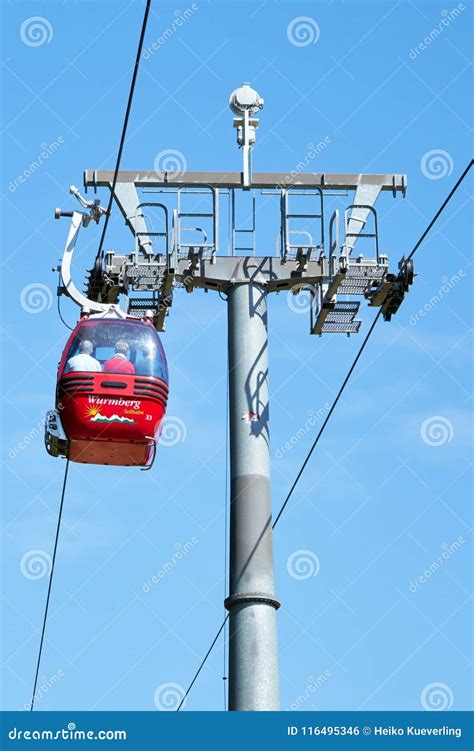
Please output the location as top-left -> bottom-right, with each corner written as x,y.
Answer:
229,83 -> 264,187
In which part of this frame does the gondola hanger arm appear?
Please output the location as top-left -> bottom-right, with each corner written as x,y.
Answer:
55,188 -> 124,317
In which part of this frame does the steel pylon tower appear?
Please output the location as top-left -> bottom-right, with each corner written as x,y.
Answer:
53,83 -> 413,710
225,281 -> 280,709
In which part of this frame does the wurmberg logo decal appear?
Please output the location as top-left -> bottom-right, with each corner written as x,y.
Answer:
88,396 -> 142,410
90,414 -> 135,424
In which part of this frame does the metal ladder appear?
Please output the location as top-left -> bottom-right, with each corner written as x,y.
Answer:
280,186 -> 324,264
125,201 -> 170,316
311,287 -> 361,335
310,206 -> 386,335
172,186 -> 219,266
231,189 -> 256,255
338,205 -> 387,295
132,201 -> 169,259
311,204 -> 388,335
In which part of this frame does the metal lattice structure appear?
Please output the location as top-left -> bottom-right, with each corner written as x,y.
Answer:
58,167 -> 411,331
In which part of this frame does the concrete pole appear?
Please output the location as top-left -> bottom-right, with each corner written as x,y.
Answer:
225,282 -> 280,711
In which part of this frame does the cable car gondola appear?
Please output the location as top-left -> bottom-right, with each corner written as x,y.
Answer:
45,311 -> 168,467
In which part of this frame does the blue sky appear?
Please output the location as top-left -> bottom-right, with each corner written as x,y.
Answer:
1,0 -> 472,714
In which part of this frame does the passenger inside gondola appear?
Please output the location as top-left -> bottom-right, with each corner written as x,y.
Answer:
135,344 -> 155,377
103,339 -> 135,375
65,339 -> 102,373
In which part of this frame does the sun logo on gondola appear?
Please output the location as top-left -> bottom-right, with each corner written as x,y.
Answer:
85,406 -> 101,418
